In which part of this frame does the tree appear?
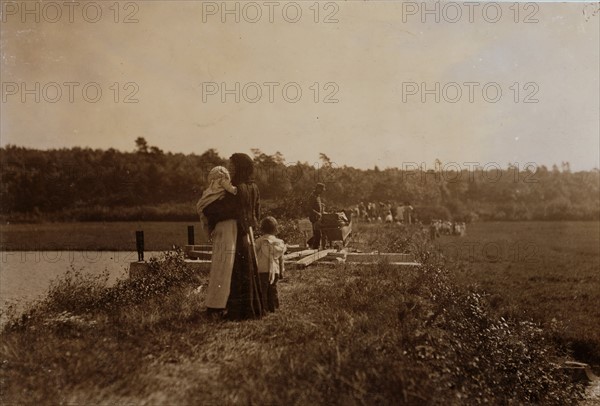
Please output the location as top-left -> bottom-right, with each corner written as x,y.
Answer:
319,153 -> 332,167
135,137 -> 149,154
150,146 -> 163,155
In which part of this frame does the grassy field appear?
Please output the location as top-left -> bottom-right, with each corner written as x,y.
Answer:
0,225 -> 586,404
436,221 -> 600,366
2,220 -> 599,368
2,220 -> 598,360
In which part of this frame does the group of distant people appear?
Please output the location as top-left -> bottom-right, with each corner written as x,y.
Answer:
354,201 -> 415,225
429,219 -> 467,239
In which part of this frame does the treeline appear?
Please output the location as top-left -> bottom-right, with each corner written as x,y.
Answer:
1,141 -> 599,222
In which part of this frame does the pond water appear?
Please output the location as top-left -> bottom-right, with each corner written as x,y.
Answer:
0,251 -> 164,319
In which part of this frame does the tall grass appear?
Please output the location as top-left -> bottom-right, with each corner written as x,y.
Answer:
0,227 -> 584,404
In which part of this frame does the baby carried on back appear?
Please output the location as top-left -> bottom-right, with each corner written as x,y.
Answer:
196,166 -> 237,241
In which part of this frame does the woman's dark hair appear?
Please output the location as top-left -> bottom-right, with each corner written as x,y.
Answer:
260,216 -> 278,234
230,153 -> 254,185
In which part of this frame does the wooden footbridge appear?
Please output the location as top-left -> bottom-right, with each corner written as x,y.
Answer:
129,224 -> 421,279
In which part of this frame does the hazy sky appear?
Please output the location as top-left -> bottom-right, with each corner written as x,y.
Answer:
1,1 -> 599,170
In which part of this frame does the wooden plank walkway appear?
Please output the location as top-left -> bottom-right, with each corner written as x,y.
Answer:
295,249 -> 334,268
130,246 -> 421,279
284,249 -> 317,261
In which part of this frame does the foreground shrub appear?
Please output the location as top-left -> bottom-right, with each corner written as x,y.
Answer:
400,265 -> 584,404
4,250 -> 199,331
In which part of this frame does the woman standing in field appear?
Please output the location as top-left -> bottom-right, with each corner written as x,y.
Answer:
202,153 -> 264,320
196,166 -> 238,318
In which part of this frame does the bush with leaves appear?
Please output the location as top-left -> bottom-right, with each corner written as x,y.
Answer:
4,250 -> 200,332
396,262 -> 584,404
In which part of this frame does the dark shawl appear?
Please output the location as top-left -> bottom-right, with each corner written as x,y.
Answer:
230,153 -> 260,234
226,153 -> 263,320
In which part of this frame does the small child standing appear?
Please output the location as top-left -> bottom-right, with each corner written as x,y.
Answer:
255,216 -> 286,313
196,166 -> 237,241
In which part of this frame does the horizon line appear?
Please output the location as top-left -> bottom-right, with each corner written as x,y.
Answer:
1,142 -> 599,172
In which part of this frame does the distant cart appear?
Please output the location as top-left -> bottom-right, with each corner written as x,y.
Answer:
319,212 -> 352,249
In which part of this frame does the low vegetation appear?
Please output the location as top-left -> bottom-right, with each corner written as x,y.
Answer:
0,225 -> 585,404
436,221 -> 600,367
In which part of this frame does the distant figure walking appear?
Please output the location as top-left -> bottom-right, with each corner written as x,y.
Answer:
396,204 -> 405,224
385,211 -> 393,223
403,202 -> 414,225
367,202 -> 376,222
306,183 -> 325,249
430,220 -> 441,240
358,202 -> 366,222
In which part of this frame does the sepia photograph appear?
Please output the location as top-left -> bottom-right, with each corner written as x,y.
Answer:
1,0 -> 599,404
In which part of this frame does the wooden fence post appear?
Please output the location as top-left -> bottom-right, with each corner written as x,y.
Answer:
187,225 -> 195,245
135,231 -> 144,262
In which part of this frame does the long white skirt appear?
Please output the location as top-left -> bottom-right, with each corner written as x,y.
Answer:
205,219 -> 237,309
